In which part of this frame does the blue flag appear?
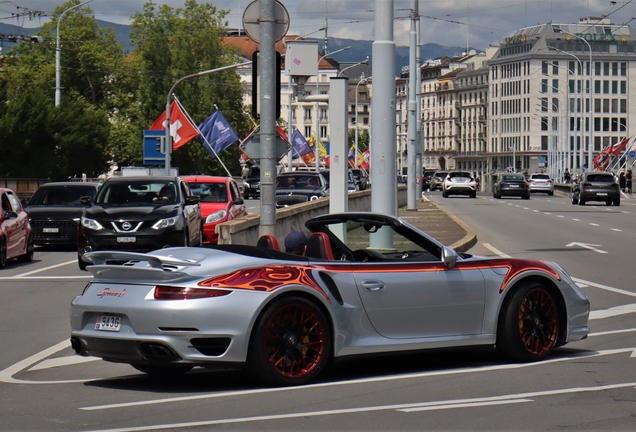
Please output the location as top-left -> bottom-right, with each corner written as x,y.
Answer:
290,130 -> 313,159
198,110 -> 240,160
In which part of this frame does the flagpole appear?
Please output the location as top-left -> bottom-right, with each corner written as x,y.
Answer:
173,96 -> 234,178
164,61 -> 252,174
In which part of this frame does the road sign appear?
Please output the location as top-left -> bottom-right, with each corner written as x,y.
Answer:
143,130 -> 166,165
629,151 -> 636,158
242,0 -> 290,43
239,130 -> 291,162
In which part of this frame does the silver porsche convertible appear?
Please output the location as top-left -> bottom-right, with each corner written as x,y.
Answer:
70,212 -> 590,386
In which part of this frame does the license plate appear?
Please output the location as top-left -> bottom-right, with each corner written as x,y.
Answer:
117,236 -> 136,243
43,228 -> 59,233
510,185 -> 519,188
95,315 -> 121,332
597,192 -> 608,196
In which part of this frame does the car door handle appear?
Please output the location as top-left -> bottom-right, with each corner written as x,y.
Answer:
361,280 -> 385,291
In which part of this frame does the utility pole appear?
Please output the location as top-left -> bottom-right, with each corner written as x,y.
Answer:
406,0 -> 418,209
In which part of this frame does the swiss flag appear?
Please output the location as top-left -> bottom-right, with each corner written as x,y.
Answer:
149,101 -> 198,150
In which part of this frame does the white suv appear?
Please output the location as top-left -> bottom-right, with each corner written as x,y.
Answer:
442,171 -> 477,198
527,173 -> 554,195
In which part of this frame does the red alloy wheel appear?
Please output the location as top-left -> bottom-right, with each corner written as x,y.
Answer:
262,303 -> 326,379
517,287 -> 559,356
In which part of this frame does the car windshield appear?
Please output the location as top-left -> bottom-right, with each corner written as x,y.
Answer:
502,175 -> 525,181
247,168 -> 260,178
277,175 -> 321,189
587,174 -> 614,183
187,182 -> 228,203
532,174 -> 551,179
29,185 -> 97,206
95,181 -> 178,205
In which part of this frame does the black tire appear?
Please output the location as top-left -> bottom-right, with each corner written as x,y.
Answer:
0,236 -> 6,269
522,194 -> 530,200
183,229 -> 189,247
17,232 -> 34,263
497,281 -> 560,362
131,363 -> 193,376
442,190 -> 448,198
606,200 -> 612,206
614,198 -> 620,206
470,192 -> 476,198
248,296 -> 332,386
571,194 -> 578,205
496,193 -> 502,199
78,254 -> 88,271
578,197 -> 585,206
548,191 -> 554,196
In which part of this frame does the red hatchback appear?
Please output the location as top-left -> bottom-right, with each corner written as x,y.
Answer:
183,176 -> 247,244
1,188 -> 34,268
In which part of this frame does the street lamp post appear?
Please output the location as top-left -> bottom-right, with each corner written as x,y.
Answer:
563,30 -> 593,173
55,0 -> 93,107
315,46 -> 351,171
163,61 -> 252,174
355,76 -> 371,169
337,57 -> 369,77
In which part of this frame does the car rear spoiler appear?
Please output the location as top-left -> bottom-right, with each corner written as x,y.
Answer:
83,251 -> 201,282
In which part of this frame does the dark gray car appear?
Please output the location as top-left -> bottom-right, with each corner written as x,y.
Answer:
571,172 -> 620,206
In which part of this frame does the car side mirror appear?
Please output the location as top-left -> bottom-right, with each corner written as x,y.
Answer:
80,196 -> 92,206
441,246 -> 457,269
3,210 -> 18,220
232,198 -> 244,205
185,195 -> 200,206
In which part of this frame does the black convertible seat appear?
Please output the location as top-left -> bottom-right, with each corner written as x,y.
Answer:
304,232 -> 334,260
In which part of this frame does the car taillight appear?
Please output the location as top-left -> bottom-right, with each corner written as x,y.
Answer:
154,286 -> 231,300
583,182 -> 592,187
528,179 -> 534,183
547,180 -> 553,184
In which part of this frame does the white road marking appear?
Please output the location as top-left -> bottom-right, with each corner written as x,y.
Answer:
14,260 -> 76,277
523,207 -> 529,210
572,277 -> 636,298
0,340 -> 93,384
544,212 -> 551,215
566,242 -> 607,254
533,209 -> 539,212
589,223 -> 600,227
28,355 -> 100,372
589,303 -> 636,319
482,243 -> 511,258
611,228 -> 623,232
557,215 -> 565,218
573,218 -> 580,221
398,399 -> 533,412
80,382 -> 636,432
80,348 -> 636,412
589,328 -> 636,337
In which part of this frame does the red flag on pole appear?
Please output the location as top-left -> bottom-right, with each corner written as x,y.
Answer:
609,137 -> 630,156
149,101 -> 199,150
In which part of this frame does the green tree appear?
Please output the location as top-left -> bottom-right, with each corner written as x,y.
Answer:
0,0 -> 119,179
113,0 -> 250,175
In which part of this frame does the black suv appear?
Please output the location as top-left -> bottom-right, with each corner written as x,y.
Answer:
422,170 -> 437,191
26,182 -> 101,246
77,176 -> 202,269
572,172 -> 620,206
242,166 -> 261,199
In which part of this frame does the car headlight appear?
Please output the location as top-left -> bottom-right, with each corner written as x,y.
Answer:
152,216 -> 178,230
81,216 -> 104,230
205,210 -> 227,224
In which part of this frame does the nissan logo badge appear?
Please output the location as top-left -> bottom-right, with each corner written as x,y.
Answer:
122,221 -> 132,231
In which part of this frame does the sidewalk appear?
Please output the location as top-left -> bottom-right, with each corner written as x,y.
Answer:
397,198 -> 477,252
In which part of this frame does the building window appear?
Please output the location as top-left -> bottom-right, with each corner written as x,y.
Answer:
320,109 -> 328,121
552,79 -> 558,93
620,81 -> 626,94
305,126 -> 311,137
320,126 -> 327,139
304,109 -> 312,120
552,61 -> 559,75
541,117 -> 548,131
541,97 -> 548,112
542,61 -> 549,75
541,79 -> 548,93
363,117 -> 369,125
541,136 -> 548,150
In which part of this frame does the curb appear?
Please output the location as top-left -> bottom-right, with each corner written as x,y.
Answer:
432,201 -> 478,253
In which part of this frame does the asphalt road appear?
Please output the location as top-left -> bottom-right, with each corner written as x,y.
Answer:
1,192 -> 635,431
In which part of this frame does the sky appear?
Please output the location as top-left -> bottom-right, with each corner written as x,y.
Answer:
1,0 -> 634,48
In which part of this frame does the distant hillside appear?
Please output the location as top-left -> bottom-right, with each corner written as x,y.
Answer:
2,21 -> 479,74
314,37 -> 481,75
